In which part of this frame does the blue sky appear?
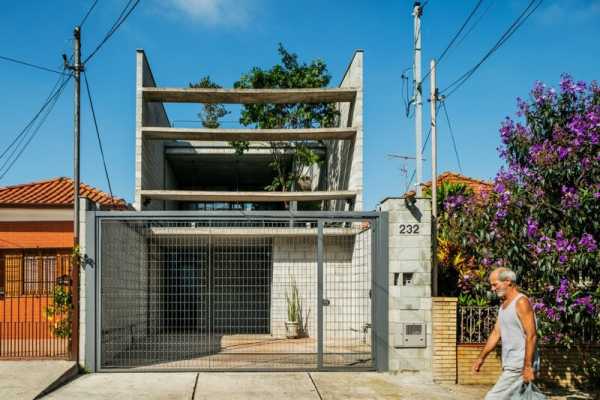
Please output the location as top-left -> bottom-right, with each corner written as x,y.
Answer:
1,0 -> 600,209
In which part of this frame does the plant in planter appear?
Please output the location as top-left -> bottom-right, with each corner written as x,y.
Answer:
285,277 -> 308,339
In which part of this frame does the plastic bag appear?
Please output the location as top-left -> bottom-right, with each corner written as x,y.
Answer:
509,383 -> 547,400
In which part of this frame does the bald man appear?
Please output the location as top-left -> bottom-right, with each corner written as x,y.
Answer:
472,267 -> 539,399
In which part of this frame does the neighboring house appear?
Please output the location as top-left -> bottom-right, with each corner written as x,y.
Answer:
0,177 -> 126,358
406,171 -> 492,198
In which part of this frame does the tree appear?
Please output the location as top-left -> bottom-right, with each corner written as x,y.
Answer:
234,44 -> 339,193
190,76 -> 248,154
440,75 -> 600,349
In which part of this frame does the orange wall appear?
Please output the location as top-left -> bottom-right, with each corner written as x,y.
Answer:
0,297 -> 58,339
0,221 -> 73,249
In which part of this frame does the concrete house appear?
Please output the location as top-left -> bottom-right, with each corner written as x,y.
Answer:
82,49 -> 432,374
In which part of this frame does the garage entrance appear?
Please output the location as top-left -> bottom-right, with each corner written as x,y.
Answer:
88,212 -> 388,371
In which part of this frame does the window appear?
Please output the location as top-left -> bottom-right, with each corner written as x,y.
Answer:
0,251 -> 70,297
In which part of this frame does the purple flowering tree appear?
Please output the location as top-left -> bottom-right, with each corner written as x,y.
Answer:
440,75 -> 600,348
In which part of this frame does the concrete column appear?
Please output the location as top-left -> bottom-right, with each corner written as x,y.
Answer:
378,197 -> 432,373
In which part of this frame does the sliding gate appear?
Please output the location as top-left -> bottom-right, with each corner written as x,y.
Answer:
88,212 -> 388,371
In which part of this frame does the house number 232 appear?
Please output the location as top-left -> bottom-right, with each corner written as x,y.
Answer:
399,224 -> 420,234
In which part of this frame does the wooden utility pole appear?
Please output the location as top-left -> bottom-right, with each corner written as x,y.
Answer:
66,25 -> 83,362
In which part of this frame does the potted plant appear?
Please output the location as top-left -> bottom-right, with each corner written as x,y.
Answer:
285,278 -> 303,339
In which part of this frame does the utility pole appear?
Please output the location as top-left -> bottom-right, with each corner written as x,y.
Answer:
413,1 -> 423,197
430,59 -> 438,297
65,26 -> 83,362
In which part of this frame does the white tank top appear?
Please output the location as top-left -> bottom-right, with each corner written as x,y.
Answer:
498,293 -> 528,371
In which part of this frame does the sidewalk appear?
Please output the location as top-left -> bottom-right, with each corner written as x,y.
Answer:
42,371 -> 487,400
0,361 -> 77,400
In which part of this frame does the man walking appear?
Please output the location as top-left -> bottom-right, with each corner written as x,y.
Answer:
472,267 -> 538,399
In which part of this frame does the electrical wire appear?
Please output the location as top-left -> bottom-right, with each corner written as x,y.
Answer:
79,0 -> 100,27
453,0 -> 497,50
422,0 -> 484,82
83,71 -> 115,204
441,0 -> 543,98
440,100 -> 463,173
84,0 -> 141,64
0,72 -> 72,179
0,55 -> 66,75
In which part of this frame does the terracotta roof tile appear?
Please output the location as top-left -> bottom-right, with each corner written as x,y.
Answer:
0,177 -> 128,209
405,171 -> 493,198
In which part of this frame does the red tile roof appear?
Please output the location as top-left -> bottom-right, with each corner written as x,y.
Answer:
0,177 -> 128,209
405,171 -> 493,197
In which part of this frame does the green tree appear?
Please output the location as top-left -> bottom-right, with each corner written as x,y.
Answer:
189,76 -> 248,154
234,44 -> 339,192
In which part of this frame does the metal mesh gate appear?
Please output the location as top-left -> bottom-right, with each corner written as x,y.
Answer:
95,214 -> 383,371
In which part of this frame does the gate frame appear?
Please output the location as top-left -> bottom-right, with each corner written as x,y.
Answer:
83,210 -> 388,372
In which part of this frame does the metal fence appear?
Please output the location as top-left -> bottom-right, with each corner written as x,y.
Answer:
458,305 -> 599,344
90,212 -> 386,371
0,250 -> 72,358
458,306 -> 498,344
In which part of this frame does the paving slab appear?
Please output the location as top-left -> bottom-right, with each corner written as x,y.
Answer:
42,372 -> 197,400
309,372 -> 485,400
0,360 -> 77,400
193,372 -> 319,400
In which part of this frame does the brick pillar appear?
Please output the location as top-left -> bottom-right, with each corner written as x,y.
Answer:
432,297 -> 458,383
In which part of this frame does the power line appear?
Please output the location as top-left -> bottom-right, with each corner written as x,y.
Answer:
440,100 -> 463,173
79,0 -> 100,27
454,0 -> 497,50
422,0 -> 484,82
0,55 -> 66,75
0,73 -> 72,179
441,0 -> 543,98
83,71 -> 115,203
84,0 -> 141,64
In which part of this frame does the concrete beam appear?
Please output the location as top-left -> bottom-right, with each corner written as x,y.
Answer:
142,87 -> 357,104
149,226 -> 365,237
143,127 -> 357,141
140,190 -> 357,202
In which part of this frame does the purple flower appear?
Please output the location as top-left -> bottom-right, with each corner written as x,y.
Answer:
499,118 -> 515,144
526,218 -> 539,237
558,254 -> 568,264
559,73 -> 585,95
579,233 -> 597,252
557,146 -> 569,160
561,186 -> 579,208
532,300 -> 546,312
574,295 -> 595,314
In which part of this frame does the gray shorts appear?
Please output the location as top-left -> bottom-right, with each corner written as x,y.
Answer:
484,369 -> 523,400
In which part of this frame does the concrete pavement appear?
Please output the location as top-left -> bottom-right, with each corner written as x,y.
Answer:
0,360 -> 77,400
42,371 -> 490,400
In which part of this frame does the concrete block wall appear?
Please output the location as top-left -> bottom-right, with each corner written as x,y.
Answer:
97,219 -> 149,365
270,234 -> 369,342
378,197 -> 433,372
135,50 -> 171,211
326,50 -> 363,211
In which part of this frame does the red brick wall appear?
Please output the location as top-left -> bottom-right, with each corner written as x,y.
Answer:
0,221 -> 73,249
433,297 -> 597,389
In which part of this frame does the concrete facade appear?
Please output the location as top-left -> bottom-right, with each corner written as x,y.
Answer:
134,50 -> 363,212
